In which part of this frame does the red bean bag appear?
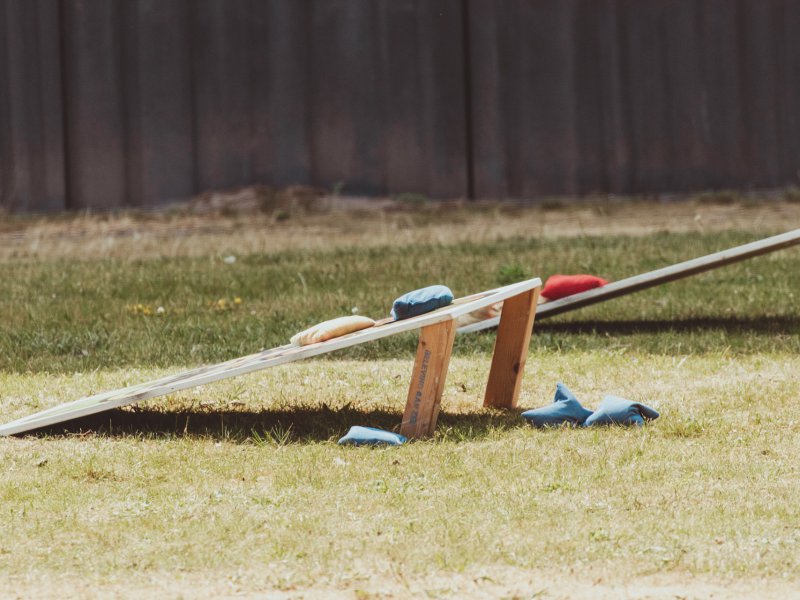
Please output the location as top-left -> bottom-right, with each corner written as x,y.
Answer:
540,274 -> 608,300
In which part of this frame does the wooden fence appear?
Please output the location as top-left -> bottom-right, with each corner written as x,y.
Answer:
2,0 -> 799,212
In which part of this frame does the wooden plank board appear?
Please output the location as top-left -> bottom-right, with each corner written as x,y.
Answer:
191,0 -> 253,192
468,0 -> 579,197
1,0 -> 65,211
620,1 -> 672,193
483,288 -> 539,409
697,0 -> 747,188
308,0 -> 467,197
123,0 -> 195,207
0,278 -> 541,437
458,229 -> 800,334
62,0 -> 127,210
251,0 -> 312,187
400,320 -> 456,438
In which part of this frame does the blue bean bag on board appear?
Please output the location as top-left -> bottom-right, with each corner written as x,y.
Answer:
520,382 -> 594,427
391,285 -> 454,320
338,426 -> 407,446
583,395 -> 660,427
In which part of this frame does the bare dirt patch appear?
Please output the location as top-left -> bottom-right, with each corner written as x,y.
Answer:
1,188 -> 798,262
6,567 -> 798,599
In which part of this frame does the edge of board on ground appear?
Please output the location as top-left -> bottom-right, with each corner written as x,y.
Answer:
457,229 -> 800,334
0,278 -> 542,439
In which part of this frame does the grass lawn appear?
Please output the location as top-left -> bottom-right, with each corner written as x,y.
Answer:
1,198 -> 799,598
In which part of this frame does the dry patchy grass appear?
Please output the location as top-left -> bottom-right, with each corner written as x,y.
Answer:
2,196 -> 799,597
1,353 -> 799,597
2,195 -> 799,263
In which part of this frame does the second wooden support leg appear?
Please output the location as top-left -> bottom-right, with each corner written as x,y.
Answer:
483,288 -> 540,409
400,319 -> 457,439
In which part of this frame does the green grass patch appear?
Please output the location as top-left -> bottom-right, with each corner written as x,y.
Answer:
1,353 -> 799,592
1,226 -> 799,595
1,231 -> 798,372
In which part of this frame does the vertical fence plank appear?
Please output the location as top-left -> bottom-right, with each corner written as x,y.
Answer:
411,0 -> 468,198
381,0 -> 467,198
1,0 -> 65,212
662,1 -> 709,192
518,0 -> 578,196
0,0 -> 15,210
469,0 -> 578,197
619,0 -> 673,193
467,0 -> 507,198
573,0 -> 625,194
4,0 -> 41,211
780,0 -> 800,186
36,0 -> 66,211
191,0 -> 253,192
739,1 -> 782,188
697,0 -> 747,189
308,0 -> 385,194
251,0 -> 312,187
62,0 -> 126,210
121,0 -> 195,207
381,0 -> 427,194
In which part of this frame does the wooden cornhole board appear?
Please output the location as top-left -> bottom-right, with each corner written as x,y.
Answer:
458,229 -> 800,334
0,278 -> 541,439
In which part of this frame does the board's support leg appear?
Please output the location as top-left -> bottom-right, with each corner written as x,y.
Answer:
483,288 -> 540,409
400,319 -> 457,439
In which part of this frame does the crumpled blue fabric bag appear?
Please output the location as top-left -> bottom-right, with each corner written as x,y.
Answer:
391,285 -> 454,320
520,382 -> 594,427
583,395 -> 660,427
337,426 -> 407,446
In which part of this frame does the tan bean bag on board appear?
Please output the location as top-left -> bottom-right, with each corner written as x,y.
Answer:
290,315 -> 376,346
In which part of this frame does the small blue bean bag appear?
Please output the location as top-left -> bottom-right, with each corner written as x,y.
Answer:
583,395 -> 660,427
521,382 -> 594,427
337,426 -> 407,446
391,285 -> 454,320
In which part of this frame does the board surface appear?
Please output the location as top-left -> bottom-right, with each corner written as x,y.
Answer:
0,278 -> 541,436
457,229 -> 800,334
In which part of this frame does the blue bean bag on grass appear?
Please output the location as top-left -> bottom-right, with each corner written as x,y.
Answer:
338,426 -> 407,446
391,285 -> 454,320
520,383 -> 594,428
583,395 -> 660,427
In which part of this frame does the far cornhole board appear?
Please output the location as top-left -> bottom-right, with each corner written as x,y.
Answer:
0,278 -> 542,439
458,229 -> 800,334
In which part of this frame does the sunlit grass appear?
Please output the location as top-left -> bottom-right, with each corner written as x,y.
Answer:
1,353 -> 799,595
1,205 -> 799,596
1,230 -> 798,373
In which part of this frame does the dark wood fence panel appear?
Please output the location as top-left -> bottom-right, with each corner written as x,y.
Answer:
469,0 -> 800,198
469,0 -> 580,197
192,0 -> 254,193
0,0 -> 65,212
2,0 -> 800,211
308,0 -> 385,194
572,0 -> 626,194
251,0 -> 312,188
781,0 -> 800,184
697,1 -> 747,189
308,0 -> 467,196
122,0 -> 195,207
379,0 -> 468,198
739,1 -> 782,189
620,0 -> 674,194
663,1 -> 708,192
62,0 -> 127,210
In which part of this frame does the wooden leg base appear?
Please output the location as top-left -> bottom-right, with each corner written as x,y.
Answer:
400,320 -> 456,439
483,288 -> 539,409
